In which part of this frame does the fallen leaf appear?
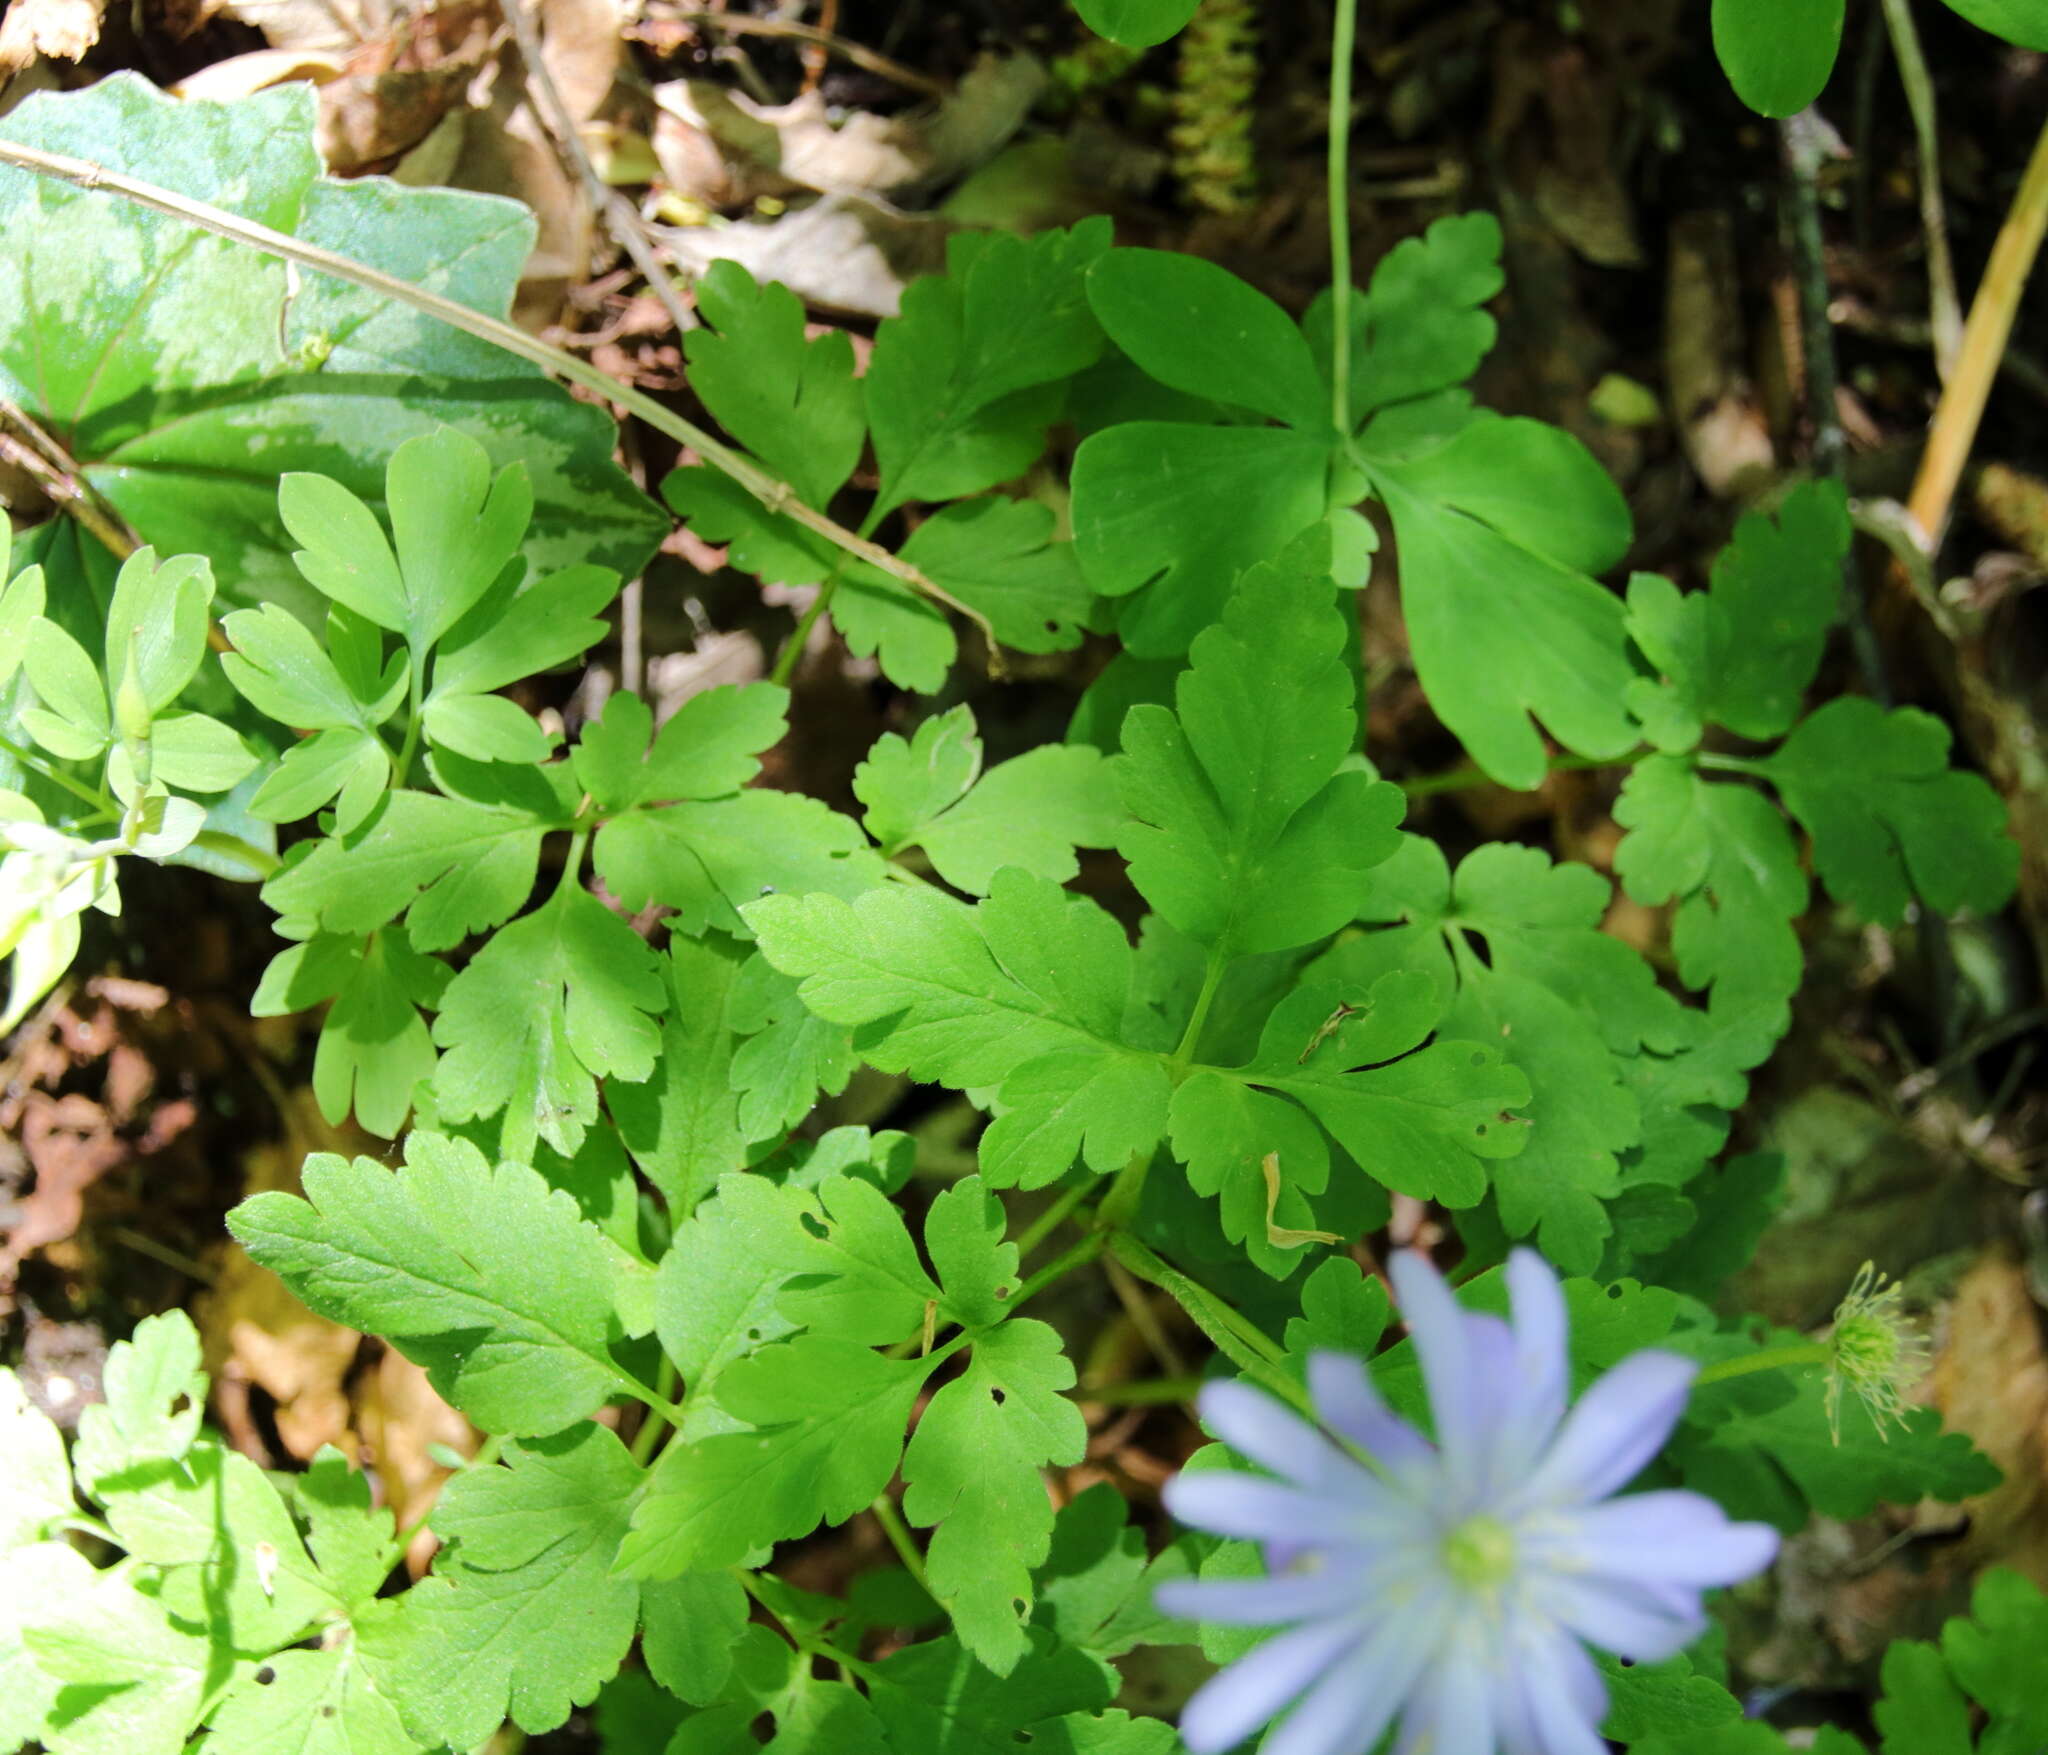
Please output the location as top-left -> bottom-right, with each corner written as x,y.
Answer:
0,0 -> 105,73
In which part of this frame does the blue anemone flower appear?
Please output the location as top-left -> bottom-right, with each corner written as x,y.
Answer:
1156,1248 -> 1779,1755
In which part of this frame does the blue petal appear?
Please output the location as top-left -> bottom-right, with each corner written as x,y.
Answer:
1498,1620 -> 1608,1755
1164,1473 -> 1359,1544
1533,1490 -> 1780,1586
1262,1590 -> 1451,1755
1176,1617 -> 1361,1754
1530,1572 -> 1705,1664
1395,1649 -> 1495,1755
1515,1350 -> 1697,1509
1496,1249 -> 1570,1475
1389,1250 -> 1488,1495
1155,1568 -> 1362,1627
1197,1379 -> 1380,1495
1307,1352 -> 1437,1482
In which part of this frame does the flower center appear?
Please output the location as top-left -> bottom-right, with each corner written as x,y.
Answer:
1442,1513 -> 1517,1592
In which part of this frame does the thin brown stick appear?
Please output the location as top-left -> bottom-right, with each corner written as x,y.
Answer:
656,4 -> 948,98
0,135 -> 999,658
1907,116 -> 2048,550
0,399 -> 139,560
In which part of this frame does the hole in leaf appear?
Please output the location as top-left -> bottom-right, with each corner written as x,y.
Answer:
994,1284 -> 1011,1301
255,1666 -> 276,1687
991,1386 -> 1008,1406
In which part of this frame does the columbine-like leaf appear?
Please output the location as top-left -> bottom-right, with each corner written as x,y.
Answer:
196,1646 -> 423,1755
69,1309 -> 206,1492
1625,481 -> 1849,750
1711,0 -> 1845,116
1761,697 -> 2018,925
865,221 -> 1112,515
0,1368 -> 72,1551
903,1319 -> 1087,1674
1117,527 -> 1404,955
1072,0 -> 1200,45
855,705 -> 1121,895
430,885 -> 666,1162
228,1132 -> 635,1435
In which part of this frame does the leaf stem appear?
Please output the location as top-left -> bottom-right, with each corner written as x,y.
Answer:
378,1433 -> 504,1571
1012,1178 -> 1098,1260
1006,1227 -> 1107,1315
393,657 -> 426,786
1694,751 -> 1769,778
1170,944 -> 1231,1074
768,575 -> 840,688
1326,0 -> 1360,433
0,137 -> 994,646
1075,1374 -> 1207,1406
1105,1231 -> 1309,1413
1095,1149 -> 1154,1233
1692,1341 -> 1832,1388
867,1492 -> 931,1590
1399,748 -> 1647,799
630,1356 -> 682,1465
0,730 -> 116,812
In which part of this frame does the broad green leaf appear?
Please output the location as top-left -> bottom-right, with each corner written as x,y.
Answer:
865,1630 -> 1176,1755
70,1309 -> 206,1491
1763,698 -> 2018,924
728,953 -> 857,1139
1032,1483 -> 1202,1663
228,1132 -> 635,1435
1712,0 -> 1845,116
1073,0 -> 1200,45
135,711 -> 259,793
687,261 -> 863,509
1625,481 -> 1849,749
0,1367 -> 72,1550
252,928 -> 448,1138
1245,971 -> 1532,1208
0,77 -> 664,609
1874,1641 -> 1971,1755
619,1337 -> 932,1577
610,934 -> 751,1213
1939,0 -> 2048,45
903,1319 -> 1087,1673
21,1559 -> 228,1755
261,786 -> 564,950
642,1571 -> 751,1707
431,562 -> 619,699
0,1543 -> 86,1752
99,1440 -> 336,1649
1070,422 -> 1333,656
249,727 -> 392,829
1615,759 -> 1806,1066
372,1425 -> 645,1750
572,683 -> 790,814
431,884 -> 665,1170
676,1622 -> 893,1753
746,870 -> 1171,1189
1305,212 -> 1505,427
866,221 -> 1112,514
1941,1568 -> 2048,1743
221,602 -> 402,731
0,557 -> 48,690
1597,1652 -> 1744,1744
419,692 -> 549,764
1086,250 -> 1328,429
895,496 -> 1097,657
1117,527 -> 1405,955
1165,1070 -> 1335,1278
1365,414 -> 1637,788
294,1446 -> 399,1608
855,706 -> 1121,894
196,1646 -> 423,1755
102,547 -> 213,714
22,617 -> 110,754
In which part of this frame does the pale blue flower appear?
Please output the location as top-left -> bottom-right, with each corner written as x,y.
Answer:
1157,1248 -> 1778,1755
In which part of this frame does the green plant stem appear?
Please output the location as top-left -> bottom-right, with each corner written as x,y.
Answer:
1007,1228 -> 1108,1318
1095,1149 -> 1154,1232
393,659 -> 427,786
1695,751 -> 1769,777
1326,0 -> 1360,431
1693,1340 -> 1832,1388
1879,0 -> 1962,379
0,730 -> 117,812
868,1492 -> 931,1590
768,574 -> 841,687
0,136 -> 998,654
630,1357 -> 682,1465
554,829 -> 590,898
1076,1374 -> 1206,1406
736,1567 -> 886,1681
1170,944 -> 1230,1072
1106,1231 -> 1309,1413
1400,749 -> 1644,799
1013,1179 -> 1098,1259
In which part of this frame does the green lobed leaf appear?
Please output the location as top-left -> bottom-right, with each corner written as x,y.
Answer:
1941,1567 -> 2048,1743
195,1645 -> 424,1755
430,884 -> 667,1163
1939,0 -> 2048,46
0,1367 -> 73,1551
70,1309 -> 206,1492
369,1424 -> 646,1750
903,1319 -> 1088,1674
228,1131 -> 636,1435
865,220 -> 1112,515
1762,698 -> 2018,925
1116,526 -> 1405,955
1874,1641 -> 1971,1755
1072,0 -> 1201,45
